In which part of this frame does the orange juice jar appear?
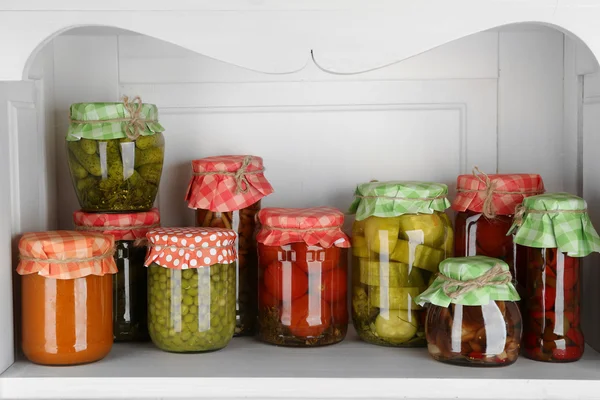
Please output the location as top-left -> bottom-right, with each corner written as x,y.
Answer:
17,231 -> 117,365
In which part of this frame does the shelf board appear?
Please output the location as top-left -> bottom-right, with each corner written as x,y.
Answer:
2,328 -> 600,399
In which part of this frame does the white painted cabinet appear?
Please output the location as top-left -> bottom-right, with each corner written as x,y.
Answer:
2,2 -> 600,399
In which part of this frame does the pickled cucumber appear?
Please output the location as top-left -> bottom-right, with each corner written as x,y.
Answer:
135,134 -> 163,150
352,236 -> 370,258
359,259 -> 425,287
147,262 -> 236,352
397,213 -> 446,248
364,216 -> 401,254
374,309 -> 418,343
369,286 -> 424,310
67,134 -> 165,212
390,240 -> 445,273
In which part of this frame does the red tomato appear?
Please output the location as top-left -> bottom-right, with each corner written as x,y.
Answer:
330,300 -> 348,325
474,217 -> 512,257
552,346 -> 583,361
320,269 -> 348,303
567,328 -> 584,346
263,261 -> 308,301
258,244 -> 296,267
563,267 -> 578,291
524,332 -> 540,349
259,283 -> 280,309
533,286 -> 556,311
292,242 -> 339,273
287,295 -> 331,338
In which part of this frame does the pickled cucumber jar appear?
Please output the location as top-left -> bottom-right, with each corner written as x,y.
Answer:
508,193 -> 600,362
416,256 -> 522,367
66,97 -> 165,212
144,227 -> 237,353
17,231 -> 117,365
185,155 -> 274,336
256,207 -> 350,347
74,209 -> 161,342
453,168 -> 544,297
349,181 -> 453,347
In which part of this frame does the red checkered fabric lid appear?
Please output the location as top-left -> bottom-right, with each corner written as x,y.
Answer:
452,168 -> 545,217
256,207 -> 350,248
17,231 -> 117,279
73,208 -> 160,241
185,155 -> 274,212
145,227 -> 237,269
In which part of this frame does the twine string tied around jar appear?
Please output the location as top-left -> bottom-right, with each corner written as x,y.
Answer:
193,155 -> 264,194
512,204 -> 587,227
438,264 -> 511,299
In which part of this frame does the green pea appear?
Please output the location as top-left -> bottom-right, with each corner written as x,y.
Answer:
182,269 -> 194,280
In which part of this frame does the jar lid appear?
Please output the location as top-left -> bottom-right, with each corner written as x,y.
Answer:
508,192 -> 600,257
185,155 -> 274,212
144,227 -> 237,269
67,96 -> 164,141
17,231 -> 118,279
453,168 -> 544,217
349,181 -> 450,221
415,256 -> 520,307
256,207 -> 350,248
73,208 -> 160,241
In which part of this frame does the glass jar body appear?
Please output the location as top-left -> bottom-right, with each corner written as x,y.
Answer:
113,240 -> 148,341
426,302 -> 522,366
455,211 -> 527,296
21,274 -> 113,365
522,247 -> 583,362
147,263 -> 236,352
67,134 -> 165,212
257,243 -> 348,347
351,211 -> 452,347
195,201 -> 260,336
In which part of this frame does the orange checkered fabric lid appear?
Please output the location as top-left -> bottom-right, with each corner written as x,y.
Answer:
17,231 -> 117,279
145,227 -> 237,269
73,208 -> 160,241
256,207 -> 350,248
452,168 -> 544,217
185,155 -> 274,212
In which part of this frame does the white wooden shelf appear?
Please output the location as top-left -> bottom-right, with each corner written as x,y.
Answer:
2,327 -> 599,400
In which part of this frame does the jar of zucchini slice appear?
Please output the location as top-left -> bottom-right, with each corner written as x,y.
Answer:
349,181 -> 453,347
144,227 -> 237,353
73,208 -> 161,342
185,155 -> 274,336
66,97 -> 165,212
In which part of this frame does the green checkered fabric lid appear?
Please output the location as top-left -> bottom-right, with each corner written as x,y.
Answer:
349,181 -> 450,221
67,97 -> 164,141
508,192 -> 600,257
415,256 -> 520,307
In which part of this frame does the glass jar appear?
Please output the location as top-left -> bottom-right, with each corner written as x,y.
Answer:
522,248 -> 583,362
186,155 -> 273,337
349,181 -> 453,347
74,209 -> 161,342
509,193 -> 600,363
416,256 -> 522,367
17,231 -> 117,365
453,171 -> 544,296
144,227 -> 237,353
67,99 -> 165,212
256,207 -> 350,347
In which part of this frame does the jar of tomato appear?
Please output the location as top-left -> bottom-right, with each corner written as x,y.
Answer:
73,208 -> 161,342
349,181 -> 453,347
185,155 -> 274,336
17,231 -> 117,365
415,256 -> 522,366
144,227 -> 237,353
256,207 -> 350,347
453,168 -> 544,297
67,97 -> 165,212
509,193 -> 600,362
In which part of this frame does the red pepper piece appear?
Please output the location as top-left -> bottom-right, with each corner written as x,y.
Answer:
552,346 -> 582,361
468,352 -> 485,360
566,329 -> 584,346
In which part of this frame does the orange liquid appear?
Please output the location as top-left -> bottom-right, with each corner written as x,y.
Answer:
21,274 -> 113,365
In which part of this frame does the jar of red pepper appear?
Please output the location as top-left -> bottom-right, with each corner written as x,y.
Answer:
453,168 -> 544,296
256,207 -> 350,347
508,193 -> 600,362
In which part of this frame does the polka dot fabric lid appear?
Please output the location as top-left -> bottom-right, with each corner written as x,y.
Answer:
144,227 -> 237,269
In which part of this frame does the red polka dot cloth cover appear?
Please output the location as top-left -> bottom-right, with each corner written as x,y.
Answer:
185,155 -> 274,213
144,227 -> 237,269
17,231 -> 117,279
73,208 -> 160,241
256,207 -> 350,248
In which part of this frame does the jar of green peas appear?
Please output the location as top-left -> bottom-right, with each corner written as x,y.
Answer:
144,227 -> 237,353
